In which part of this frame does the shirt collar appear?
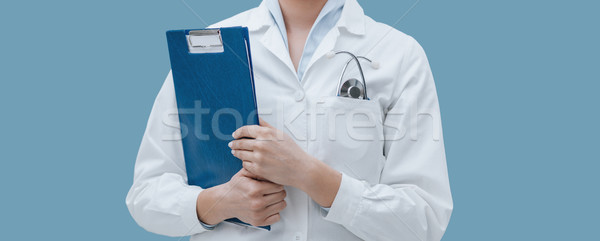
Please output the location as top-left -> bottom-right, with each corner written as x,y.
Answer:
248,0 -> 365,36
264,0 -> 345,47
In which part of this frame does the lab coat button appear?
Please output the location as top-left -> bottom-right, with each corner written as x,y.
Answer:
294,91 -> 305,102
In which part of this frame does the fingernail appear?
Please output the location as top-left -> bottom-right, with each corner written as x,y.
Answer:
231,150 -> 235,155
232,132 -> 236,138
228,142 -> 232,148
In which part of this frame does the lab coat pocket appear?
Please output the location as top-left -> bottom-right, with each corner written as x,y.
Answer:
310,97 -> 386,183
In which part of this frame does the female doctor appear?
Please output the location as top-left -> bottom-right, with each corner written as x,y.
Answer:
126,0 -> 453,240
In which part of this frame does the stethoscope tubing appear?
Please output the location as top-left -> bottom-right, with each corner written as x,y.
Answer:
333,51 -> 373,99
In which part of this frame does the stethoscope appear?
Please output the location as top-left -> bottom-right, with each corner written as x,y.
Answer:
326,51 -> 380,100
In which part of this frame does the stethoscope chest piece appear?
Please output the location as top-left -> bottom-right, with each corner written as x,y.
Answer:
329,50 -> 377,100
339,78 -> 365,99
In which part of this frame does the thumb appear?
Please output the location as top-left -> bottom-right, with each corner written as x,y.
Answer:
238,165 -> 259,179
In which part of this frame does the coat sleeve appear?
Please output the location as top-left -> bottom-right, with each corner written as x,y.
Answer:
125,72 -> 211,237
322,37 -> 453,241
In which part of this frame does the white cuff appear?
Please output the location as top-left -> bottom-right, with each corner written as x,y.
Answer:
179,186 -> 212,234
323,173 -> 367,226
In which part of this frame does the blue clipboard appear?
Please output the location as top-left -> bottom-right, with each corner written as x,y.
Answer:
166,27 -> 268,230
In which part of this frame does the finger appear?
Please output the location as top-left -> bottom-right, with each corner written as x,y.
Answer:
232,125 -> 263,139
242,160 -> 258,175
263,190 -> 286,205
233,167 -> 246,178
262,213 -> 281,226
238,167 -> 259,179
242,161 -> 270,181
232,150 -> 255,162
256,180 -> 284,194
229,139 -> 257,151
264,200 -> 287,216
240,167 -> 270,182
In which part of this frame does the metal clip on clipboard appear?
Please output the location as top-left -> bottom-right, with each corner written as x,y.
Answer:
186,29 -> 224,53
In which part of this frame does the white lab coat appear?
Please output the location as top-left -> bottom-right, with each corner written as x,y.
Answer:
126,0 -> 453,240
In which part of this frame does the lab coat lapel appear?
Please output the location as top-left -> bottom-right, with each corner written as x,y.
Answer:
305,27 -> 341,76
247,2 -> 297,78
260,25 -> 297,78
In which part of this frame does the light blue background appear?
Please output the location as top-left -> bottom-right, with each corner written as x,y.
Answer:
1,0 -> 598,240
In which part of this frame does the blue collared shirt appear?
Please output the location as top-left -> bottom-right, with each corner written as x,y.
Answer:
265,0 -> 345,81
